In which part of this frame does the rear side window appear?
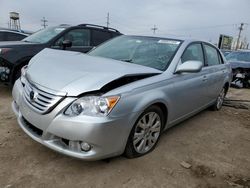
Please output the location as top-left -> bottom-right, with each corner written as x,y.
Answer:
92,30 -> 112,46
5,32 -> 26,41
181,43 -> 204,64
204,44 -> 221,66
0,32 -> 5,40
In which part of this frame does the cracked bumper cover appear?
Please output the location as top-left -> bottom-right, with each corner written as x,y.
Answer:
12,79 -> 137,160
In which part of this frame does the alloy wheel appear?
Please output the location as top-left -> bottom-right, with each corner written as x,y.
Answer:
133,112 -> 161,154
216,88 -> 225,109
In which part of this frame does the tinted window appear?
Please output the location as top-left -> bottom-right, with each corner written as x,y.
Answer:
92,30 -> 111,46
204,44 -> 220,66
55,29 -> 90,47
0,32 -> 5,41
181,43 -> 204,64
6,32 -> 26,41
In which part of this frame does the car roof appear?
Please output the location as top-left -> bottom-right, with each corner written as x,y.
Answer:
55,24 -> 121,34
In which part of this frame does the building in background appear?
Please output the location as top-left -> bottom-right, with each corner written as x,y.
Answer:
218,34 -> 233,50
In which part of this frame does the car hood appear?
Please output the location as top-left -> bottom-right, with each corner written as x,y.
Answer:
229,60 -> 250,69
27,48 -> 162,96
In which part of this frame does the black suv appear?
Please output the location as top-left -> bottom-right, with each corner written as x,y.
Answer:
0,24 -> 122,84
0,29 -> 29,41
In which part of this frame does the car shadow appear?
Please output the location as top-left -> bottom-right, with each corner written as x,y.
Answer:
0,84 -> 12,96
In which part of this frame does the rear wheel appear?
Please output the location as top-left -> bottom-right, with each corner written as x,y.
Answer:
125,105 -> 164,158
212,87 -> 226,111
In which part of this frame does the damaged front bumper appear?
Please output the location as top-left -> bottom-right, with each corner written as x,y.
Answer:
12,79 -> 136,160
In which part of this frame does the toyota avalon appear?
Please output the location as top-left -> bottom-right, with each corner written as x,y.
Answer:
12,35 -> 231,160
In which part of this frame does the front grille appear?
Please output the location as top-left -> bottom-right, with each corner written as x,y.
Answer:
22,79 -> 65,114
22,117 -> 43,136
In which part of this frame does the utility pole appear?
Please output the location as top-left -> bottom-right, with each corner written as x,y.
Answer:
236,23 -> 244,50
106,12 -> 110,28
41,17 -> 48,28
151,25 -> 158,34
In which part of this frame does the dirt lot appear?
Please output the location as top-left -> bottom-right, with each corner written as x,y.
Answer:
0,86 -> 249,188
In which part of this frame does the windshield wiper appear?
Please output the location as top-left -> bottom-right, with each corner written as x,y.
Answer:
120,59 -> 133,63
23,40 -> 39,43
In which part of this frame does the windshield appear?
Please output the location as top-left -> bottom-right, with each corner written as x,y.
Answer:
226,51 -> 250,62
88,35 -> 181,71
22,26 -> 66,43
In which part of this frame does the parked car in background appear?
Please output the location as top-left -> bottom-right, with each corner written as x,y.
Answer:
0,29 -> 29,41
226,50 -> 250,88
221,49 -> 232,57
0,24 -> 121,84
12,35 -> 231,160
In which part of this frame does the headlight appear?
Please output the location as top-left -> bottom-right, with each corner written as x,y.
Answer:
21,65 -> 28,77
0,48 -> 12,55
64,96 -> 120,117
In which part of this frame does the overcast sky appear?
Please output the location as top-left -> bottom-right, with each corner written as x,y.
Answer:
0,0 -> 249,44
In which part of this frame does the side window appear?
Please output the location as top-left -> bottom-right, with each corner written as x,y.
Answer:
0,32 -> 5,41
217,51 -> 224,64
92,30 -> 111,46
55,29 -> 90,47
181,43 -> 204,64
204,44 -> 221,66
6,33 -> 26,41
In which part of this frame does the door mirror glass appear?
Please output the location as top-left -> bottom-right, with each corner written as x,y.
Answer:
62,40 -> 72,50
175,60 -> 203,73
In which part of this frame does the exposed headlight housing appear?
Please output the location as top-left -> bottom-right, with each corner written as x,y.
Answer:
20,65 -> 28,84
21,65 -> 28,77
64,96 -> 120,117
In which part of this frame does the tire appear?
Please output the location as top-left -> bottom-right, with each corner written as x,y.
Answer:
125,105 -> 164,158
211,87 -> 226,111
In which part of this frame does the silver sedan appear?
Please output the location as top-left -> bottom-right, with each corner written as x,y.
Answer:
12,35 -> 231,160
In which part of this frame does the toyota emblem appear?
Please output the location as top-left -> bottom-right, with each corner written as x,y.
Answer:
29,90 -> 38,102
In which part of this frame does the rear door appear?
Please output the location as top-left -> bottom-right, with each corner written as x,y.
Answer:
203,43 -> 226,101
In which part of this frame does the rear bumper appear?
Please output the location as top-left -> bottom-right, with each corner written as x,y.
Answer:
12,79 -> 137,160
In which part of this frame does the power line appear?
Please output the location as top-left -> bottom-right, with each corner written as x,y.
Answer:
41,17 -> 48,28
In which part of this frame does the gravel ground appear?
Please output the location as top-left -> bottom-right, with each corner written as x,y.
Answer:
0,86 -> 249,188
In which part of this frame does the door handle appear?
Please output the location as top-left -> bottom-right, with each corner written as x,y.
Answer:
220,68 -> 226,72
202,75 -> 208,81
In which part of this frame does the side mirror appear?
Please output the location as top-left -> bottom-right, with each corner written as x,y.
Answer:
62,40 -> 72,50
175,60 -> 203,74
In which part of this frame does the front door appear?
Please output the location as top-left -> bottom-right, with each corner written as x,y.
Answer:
168,43 -> 210,123
52,28 -> 92,53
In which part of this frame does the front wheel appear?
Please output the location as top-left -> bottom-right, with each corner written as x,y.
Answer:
211,87 -> 226,111
125,105 -> 164,158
